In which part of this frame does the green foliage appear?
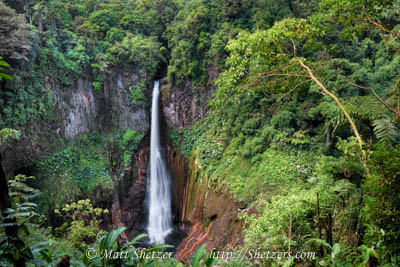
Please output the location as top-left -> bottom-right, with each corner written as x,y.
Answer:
363,143 -> 400,257
129,80 -> 147,107
54,199 -> 108,249
242,170 -> 359,265
85,226 -> 179,267
251,0 -> 293,29
0,175 -> 42,266
172,122 -> 208,155
0,128 -> 20,146
166,0 -> 291,85
88,9 -> 117,38
121,130 -> 144,167
318,243 -> 356,266
0,1 -> 33,61
372,117 -> 400,142
1,0 -> 178,129
191,243 -> 218,267
0,56 -> 12,81
164,2 -> 400,265
35,134 -> 113,211
271,111 -> 296,130
2,0 -> 400,266
318,0 -> 400,39
8,175 -> 41,203
92,74 -> 104,91
108,34 -> 164,75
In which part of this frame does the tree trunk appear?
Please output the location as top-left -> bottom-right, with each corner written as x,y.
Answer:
316,192 -> 323,256
0,153 -> 11,211
0,153 -> 26,267
326,212 -> 333,247
325,127 -> 331,146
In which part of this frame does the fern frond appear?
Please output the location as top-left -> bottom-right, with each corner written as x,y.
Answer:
304,238 -> 332,250
326,96 -> 386,134
372,117 -> 400,142
326,101 -> 362,134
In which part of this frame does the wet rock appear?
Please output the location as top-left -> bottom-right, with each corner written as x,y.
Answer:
51,78 -> 98,139
115,147 -> 149,240
161,78 -> 215,129
103,68 -> 149,133
3,67 -> 151,173
174,154 -> 244,264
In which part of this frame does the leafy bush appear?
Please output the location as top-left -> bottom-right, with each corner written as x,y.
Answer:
241,117 -> 261,135
107,34 -> 163,75
121,129 -> 144,167
363,143 -> 400,258
270,111 -> 296,130
129,80 -> 147,107
54,199 -> 108,249
35,134 -> 113,211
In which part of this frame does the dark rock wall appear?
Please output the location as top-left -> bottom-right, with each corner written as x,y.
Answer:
173,154 -> 244,264
161,78 -> 215,129
113,147 -> 149,241
3,66 -> 150,173
159,70 -> 245,263
103,68 -> 149,132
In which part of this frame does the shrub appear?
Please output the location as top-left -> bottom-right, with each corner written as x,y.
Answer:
271,110 -> 296,130
54,199 -> 108,249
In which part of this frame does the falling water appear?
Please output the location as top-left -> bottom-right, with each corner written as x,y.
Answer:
147,80 -> 173,244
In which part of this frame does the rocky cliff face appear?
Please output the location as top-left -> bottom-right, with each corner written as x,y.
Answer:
167,150 -> 244,264
112,146 -> 149,241
103,68 -> 149,132
159,74 -> 244,262
161,78 -> 215,129
50,77 -> 99,139
52,67 -> 150,139
3,66 -> 150,173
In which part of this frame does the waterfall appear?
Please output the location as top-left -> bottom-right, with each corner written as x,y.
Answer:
147,80 -> 173,244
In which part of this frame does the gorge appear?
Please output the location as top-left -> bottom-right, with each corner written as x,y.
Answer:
0,0 -> 399,266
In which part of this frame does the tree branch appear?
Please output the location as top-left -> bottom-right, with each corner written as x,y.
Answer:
344,79 -> 398,117
278,79 -> 312,102
297,59 -> 370,177
382,35 -> 400,53
366,17 -> 400,40
397,74 -> 400,118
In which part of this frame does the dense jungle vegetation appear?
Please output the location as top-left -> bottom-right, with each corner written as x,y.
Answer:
1,0 -> 400,266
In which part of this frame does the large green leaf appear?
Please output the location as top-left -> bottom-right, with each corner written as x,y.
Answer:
191,244 -> 207,267
104,226 -> 126,250
0,60 -> 10,67
122,233 -> 148,248
0,70 -> 12,81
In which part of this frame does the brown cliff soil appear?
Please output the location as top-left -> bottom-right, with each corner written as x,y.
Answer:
169,150 -> 244,264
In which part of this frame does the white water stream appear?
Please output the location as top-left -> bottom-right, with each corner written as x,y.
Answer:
147,80 -> 173,244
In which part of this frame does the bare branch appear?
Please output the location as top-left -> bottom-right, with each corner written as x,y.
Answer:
366,17 -> 400,40
278,79 -> 312,102
297,58 -> 370,177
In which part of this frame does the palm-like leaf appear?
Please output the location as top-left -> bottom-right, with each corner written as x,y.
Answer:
326,96 -> 386,134
372,117 -> 400,142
